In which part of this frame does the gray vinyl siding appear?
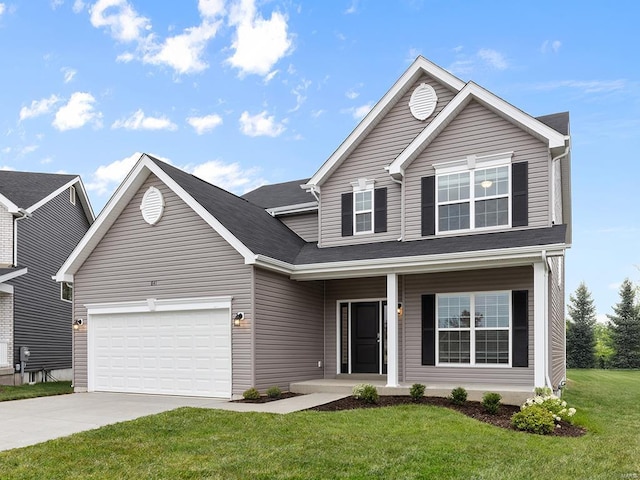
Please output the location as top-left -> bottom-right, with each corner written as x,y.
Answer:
403,266 -> 535,388
320,74 -> 457,247
405,100 -> 551,240
10,188 -> 90,372
253,267 -> 324,391
323,276 -> 404,379
280,212 -> 318,242
72,174 -> 253,395
549,256 -> 566,388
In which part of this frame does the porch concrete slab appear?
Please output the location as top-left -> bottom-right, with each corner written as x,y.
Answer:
0,391 -> 348,451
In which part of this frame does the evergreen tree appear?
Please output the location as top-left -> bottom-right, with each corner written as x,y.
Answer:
594,323 -> 615,369
566,283 -> 597,368
608,279 -> 640,368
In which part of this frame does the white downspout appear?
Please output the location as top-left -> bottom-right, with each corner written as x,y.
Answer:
13,209 -> 31,266
541,250 -> 553,390
550,145 -> 569,225
389,175 -> 404,241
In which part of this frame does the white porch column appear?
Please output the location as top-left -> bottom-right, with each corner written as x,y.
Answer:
533,261 -> 547,389
386,273 -> 399,387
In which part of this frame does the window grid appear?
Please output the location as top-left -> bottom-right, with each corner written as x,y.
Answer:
436,165 -> 510,233
437,292 -> 511,366
354,190 -> 373,234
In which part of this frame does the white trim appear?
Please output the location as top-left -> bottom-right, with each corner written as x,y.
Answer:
70,185 -> 76,206
85,296 -> 233,315
266,201 -> 318,216
0,267 -> 28,284
533,262 -> 547,388
353,188 -> 374,235
56,155 -> 255,282
388,82 -> 567,178
0,193 -> 19,213
0,284 -> 14,294
305,56 -> 465,188
61,282 -> 73,303
433,151 -> 513,174
386,273 -> 399,386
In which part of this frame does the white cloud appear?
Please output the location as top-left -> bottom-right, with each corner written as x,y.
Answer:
61,67 -> 77,83
535,79 -> 626,94
19,95 -> 60,121
53,92 -> 102,131
186,159 -> 266,194
72,0 -> 86,13
311,109 -> 325,118
0,4 -> 5,16
342,103 -> 372,120
41,157 -> 53,165
19,145 -> 38,155
344,0 -> 358,14
112,109 -> 177,131
263,69 -> 278,84
478,48 -> 508,70
50,0 -> 64,10
541,40 -> 562,54
239,110 -> 286,137
142,20 -> 222,74
289,79 -> 311,112
198,0 -> 225,18
0,165 -> 15,171
86,151 -> 142,195
89,0 -> 150,42
345,84 -> 363,100
227,0 -> 293,77
186,113 -> 223,134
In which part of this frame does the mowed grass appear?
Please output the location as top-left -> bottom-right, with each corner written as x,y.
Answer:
0,371 -> 638,479
0,381 -> 72,402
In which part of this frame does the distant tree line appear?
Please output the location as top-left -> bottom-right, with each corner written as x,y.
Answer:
566,279 -> 640,369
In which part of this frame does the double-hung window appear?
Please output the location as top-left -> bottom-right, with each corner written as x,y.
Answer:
354,189 -> 373,233
437,291 -> 511,366
435,152 -> 512,233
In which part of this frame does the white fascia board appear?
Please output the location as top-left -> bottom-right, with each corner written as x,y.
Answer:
0,193 -> 19,213
0,284 -> 14,294
252,255 -> 296,275
0,267 -> 28,284
290,245 -> 566,281
85,296 -> 233,315
266,201 -> 318,216
305,56 -> 465,188
388,82 -> 567,178
55,154 -> 151,281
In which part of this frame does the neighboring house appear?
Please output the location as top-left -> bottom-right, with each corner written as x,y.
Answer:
56,56 -> 571,400
0,171 -> 93,384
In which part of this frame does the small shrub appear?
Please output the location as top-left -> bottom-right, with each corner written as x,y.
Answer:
481,392 -> 502,414
266,386 -> 282,399
242,387 -> 260,400
512,405 -> 555,435
409,383 -> 426,401
522,391 -> 577,423
534,386 -> 553,396
449,387 -> 467,405
352,384 -> 379,404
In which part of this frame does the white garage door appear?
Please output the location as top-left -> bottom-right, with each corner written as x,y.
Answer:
88,308 -> 231,398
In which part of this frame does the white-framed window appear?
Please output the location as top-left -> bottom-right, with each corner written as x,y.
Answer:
437,291 -> 511,366
350,178 -> 375,234
61,282 -> 73,302
435,152 -> 512,234
70,185 -> 76,205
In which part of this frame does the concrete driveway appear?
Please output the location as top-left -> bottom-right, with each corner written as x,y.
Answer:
0,392 -> 226,451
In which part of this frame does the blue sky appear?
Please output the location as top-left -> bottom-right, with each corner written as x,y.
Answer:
0,1 -> 638,320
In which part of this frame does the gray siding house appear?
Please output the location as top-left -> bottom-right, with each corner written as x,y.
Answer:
57,56 -> 570,401
0,171 -> 93,384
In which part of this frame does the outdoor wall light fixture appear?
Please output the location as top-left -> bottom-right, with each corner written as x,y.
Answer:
397,303 -> 403,316
73,318 -> 84,330
233,312 -> 244,327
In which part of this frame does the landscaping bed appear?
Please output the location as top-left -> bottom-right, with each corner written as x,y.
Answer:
309,395 -> 585,437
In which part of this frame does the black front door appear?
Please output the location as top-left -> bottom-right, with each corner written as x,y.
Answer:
351,302 -> 380,373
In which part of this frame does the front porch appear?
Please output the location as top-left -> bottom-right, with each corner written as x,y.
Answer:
290,375 -> 532,406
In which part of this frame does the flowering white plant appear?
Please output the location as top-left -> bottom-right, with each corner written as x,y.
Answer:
521,390 -> 577,424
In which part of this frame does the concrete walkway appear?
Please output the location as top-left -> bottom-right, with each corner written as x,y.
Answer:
0,392 -> 347,452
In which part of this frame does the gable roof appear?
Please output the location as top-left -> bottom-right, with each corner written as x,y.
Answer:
536,112 -> 570,135
387,82 -> 569,178
0,170 -> 95,221
242,178 -> 315,210
56,154 -> 306,281
304,56 -> 465,188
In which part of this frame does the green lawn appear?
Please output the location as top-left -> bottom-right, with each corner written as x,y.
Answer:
0,381 -> 72,402
0,370 -> 638,479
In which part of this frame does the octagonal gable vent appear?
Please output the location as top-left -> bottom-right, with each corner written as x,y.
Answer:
409,83 -> 438,121
140,186 -> 165,225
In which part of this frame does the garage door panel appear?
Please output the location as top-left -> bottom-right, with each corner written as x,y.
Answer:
89,308 -> 231,398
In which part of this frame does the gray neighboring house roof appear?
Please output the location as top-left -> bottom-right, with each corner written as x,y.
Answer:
0,171 -> 78,208
150,157 -> 307,264
536,112 -> 569,136
242,178 -> 314,209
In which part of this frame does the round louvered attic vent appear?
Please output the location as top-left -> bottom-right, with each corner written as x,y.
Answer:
409,83 -> 438,121
140,186 -> 165,225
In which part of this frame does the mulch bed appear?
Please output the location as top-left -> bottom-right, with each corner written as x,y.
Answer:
309,395 -> 585,437
233,392 -> 300,403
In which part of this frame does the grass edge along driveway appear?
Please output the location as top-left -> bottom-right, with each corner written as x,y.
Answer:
0,370 -> 638,479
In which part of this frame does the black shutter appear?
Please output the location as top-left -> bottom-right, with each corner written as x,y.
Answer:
512,290 -> 528,367
341,192 -> 353,237
374,187 -> 387,233
512,162 -> 528,227
421,176 -> 436,236
421,294 -> 436,365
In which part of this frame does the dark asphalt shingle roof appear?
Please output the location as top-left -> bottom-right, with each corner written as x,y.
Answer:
294,225 -> 567,265
242,178 -> 315,209
0,171 -> 77,208
150,157 -> 306,264
536,112 -> 569,135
